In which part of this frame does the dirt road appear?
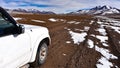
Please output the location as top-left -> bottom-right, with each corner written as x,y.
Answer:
13,14 -> 120,68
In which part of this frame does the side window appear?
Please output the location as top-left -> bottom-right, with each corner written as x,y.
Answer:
0,13 -> 15,36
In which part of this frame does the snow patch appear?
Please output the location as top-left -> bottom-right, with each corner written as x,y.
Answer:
69,31 -> 87,45
67,21 -> 80,24
97,21 -> 103,24
49,18 -> 57,22
90,34 -> 96,37
90,20 -> 94,24
96,28 -> 107,35
96,57 -> 113,68
66,41 -> 71,44
67,21 -> 76,24
87,39 -> 94,48
103,43 -> 109,47
62,53 -> 67,56
64,27 -> 71,31
84,26 -> 90,31
13,17 -> 22,21
75,22 -> 81,24
110,26 -> 120,34
95,46 -> 118,68
95,46 -> 118,59
75,28 -> 84,32
32,19 -> 45,23
96,35 -> 108,43
60,19 -> 65,21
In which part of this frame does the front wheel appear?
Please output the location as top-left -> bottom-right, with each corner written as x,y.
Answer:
30,42 -> 48,67
39,43 -> 48,64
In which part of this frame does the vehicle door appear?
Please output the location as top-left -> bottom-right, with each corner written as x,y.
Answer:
0,12 -> 31,68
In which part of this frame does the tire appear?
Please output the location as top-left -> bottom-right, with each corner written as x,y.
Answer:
30,42 -> 48,68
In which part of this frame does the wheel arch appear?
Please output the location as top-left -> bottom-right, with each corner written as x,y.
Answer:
40,37 -> 50,46
29,35 -> 51,62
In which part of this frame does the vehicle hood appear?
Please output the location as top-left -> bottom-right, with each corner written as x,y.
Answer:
23,24 -> 49,37
23,24 -> 48,32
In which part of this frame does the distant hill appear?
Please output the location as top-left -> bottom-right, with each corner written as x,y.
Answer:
6,8 -> 56,14
68,5 -> 120,15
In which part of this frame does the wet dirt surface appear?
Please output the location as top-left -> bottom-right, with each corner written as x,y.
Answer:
13,14 -> 120,68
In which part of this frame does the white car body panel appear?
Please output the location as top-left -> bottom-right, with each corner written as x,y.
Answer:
0,32 -> 31,68
0,24 -> 50,68
23,24 -> 50,62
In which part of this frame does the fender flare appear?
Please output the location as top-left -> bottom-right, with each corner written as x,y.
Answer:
29,33 -> 51,62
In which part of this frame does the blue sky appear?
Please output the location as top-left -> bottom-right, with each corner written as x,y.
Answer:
1,0 -> 120,13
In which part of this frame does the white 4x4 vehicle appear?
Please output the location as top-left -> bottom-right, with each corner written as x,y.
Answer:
0,7 -> 51,68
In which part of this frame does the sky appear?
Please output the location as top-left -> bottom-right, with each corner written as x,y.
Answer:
1,0 -> 120,13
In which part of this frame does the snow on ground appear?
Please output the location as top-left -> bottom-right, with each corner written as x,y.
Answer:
96,28 -> 107,36
90,20 -> 94,24
95,46 -> 118,68
73,26 -> 90,32
96,20 -> 118,68
88,35 -> 117,68
75,22 -> 81,24
69,31 -> 87,45
62,53 -> 67,56
87,39 -> 94,48
64,27 -> 71,31
109,22 -> 120,27
60,19 -> 65,21
88,19 -> 119,68
84,26 -> 90,31
96,16 -> 120,34
95,46 -> 118,60
96,57 -> 113,68
97,21 -> 103,24
32,19 -> 45,23
65,18 -> 119,67
66,41 -> 71,44
109,26 -> 120,34
67,21 -> 75,24
49,18 -> 66,22
48,18 -> 58,22
102,43 -> 109,47
96,35 -> 108,43
90,34 -> 96,37
13,17 -> 22,21
67,21 -> 81,24
74,28 -> 85,32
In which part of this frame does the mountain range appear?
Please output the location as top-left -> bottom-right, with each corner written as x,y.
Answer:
6,8 -> 55,14
6,5 -> 120,15
68,5 -> 120,15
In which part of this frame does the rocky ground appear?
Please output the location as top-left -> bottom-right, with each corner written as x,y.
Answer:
12,14 -> 120,68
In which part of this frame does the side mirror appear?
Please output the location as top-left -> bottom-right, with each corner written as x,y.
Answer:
17,25 -> 25,34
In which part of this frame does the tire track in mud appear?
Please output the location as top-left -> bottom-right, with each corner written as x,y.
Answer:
39,21 -> 79,68
65,19 -> 101,68
105,27 -> 120,68
97,17 -> 120,67
65,18 -> 120,68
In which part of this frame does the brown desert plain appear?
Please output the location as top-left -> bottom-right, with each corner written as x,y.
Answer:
12,13 -> 120,68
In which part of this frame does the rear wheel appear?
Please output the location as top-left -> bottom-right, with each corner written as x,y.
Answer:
30,42 -> 48,67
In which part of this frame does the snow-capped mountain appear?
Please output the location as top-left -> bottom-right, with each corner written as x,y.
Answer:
6,8 -> 55,14
69,5 -> 120,15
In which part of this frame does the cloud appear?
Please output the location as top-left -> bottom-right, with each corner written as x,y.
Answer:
1,0 -> 120,13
